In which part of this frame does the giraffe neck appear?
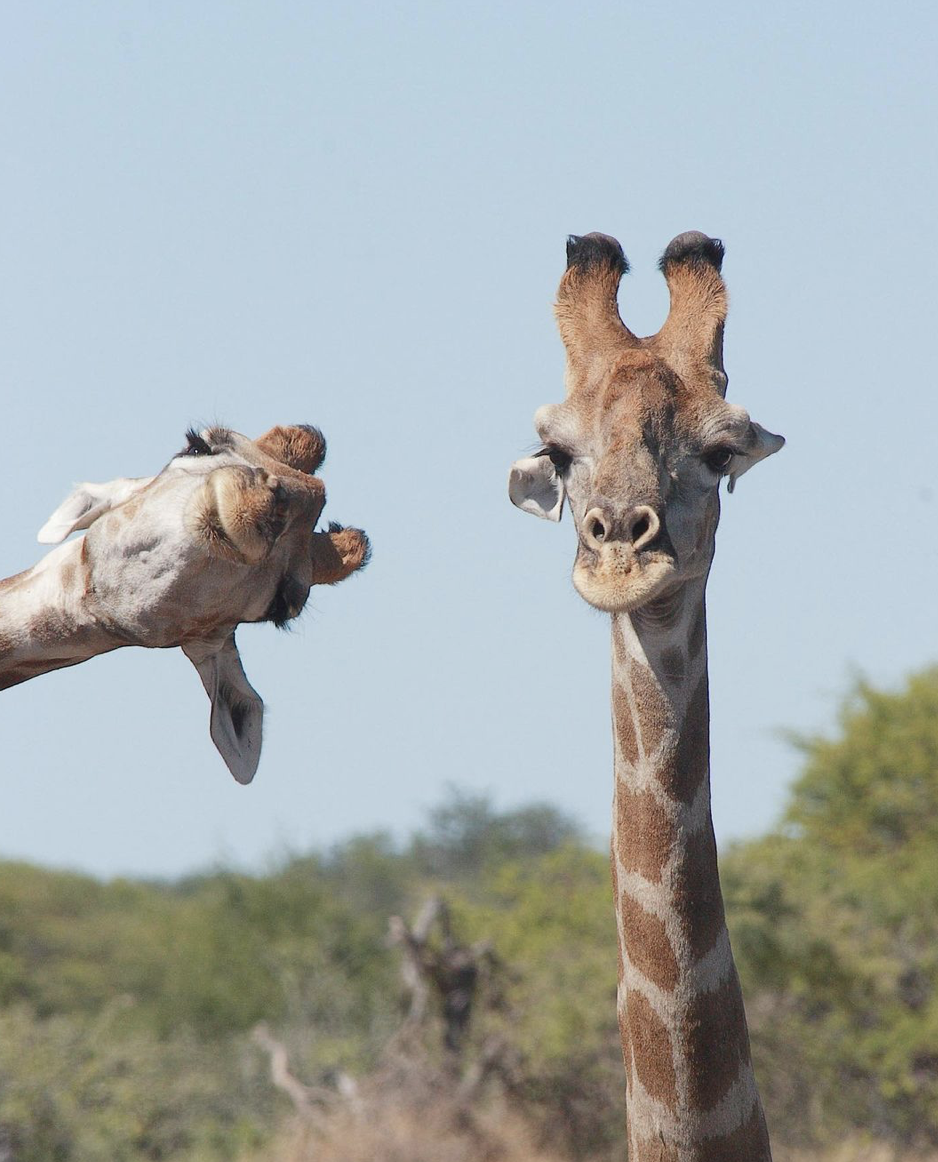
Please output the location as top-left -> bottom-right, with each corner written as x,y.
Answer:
0,540 -> 123,690
610,584 -> 771,1162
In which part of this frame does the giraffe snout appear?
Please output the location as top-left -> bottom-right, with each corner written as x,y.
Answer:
582,505 -> 661,554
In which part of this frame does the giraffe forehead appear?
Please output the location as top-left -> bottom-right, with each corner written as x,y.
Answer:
598,374 -> 751,450
538,359 -> 725,454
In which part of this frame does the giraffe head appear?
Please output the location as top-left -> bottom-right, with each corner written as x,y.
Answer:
509,232 -> 783,613
35,423 -> 369,782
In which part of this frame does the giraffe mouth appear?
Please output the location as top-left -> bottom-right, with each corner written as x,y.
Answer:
572,547 -> 676,613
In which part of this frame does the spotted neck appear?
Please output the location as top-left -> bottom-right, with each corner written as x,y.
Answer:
0,540 -> 122,690
610,583 -> 771,1161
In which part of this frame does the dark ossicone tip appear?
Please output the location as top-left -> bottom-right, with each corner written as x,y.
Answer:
565,232 -> 629,276
659,231 -> 725,273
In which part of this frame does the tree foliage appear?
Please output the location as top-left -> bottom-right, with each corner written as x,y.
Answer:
3,673 -> 938,1159
724,667 -> 938,1146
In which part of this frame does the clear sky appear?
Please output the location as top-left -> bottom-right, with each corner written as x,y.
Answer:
1,0 -> 936,878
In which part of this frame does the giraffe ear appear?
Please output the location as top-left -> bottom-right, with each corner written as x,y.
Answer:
508,456 -> 565,522
182,634 -> 264,784
37,477 -> 155,543
727,423 -> 785,493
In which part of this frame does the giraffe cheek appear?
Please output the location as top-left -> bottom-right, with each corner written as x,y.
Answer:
189,469 -> 288,565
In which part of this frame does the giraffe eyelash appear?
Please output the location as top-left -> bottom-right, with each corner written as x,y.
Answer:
536,445 -> 573,474
181,429 -> 215,457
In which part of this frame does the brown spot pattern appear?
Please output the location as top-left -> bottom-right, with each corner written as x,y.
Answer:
671,821 -> 726,962
626,991 -> 677,1112
658,673 -> 709,802
615,785 -> 674,883
684,969 -> 753,1112
619,893 -> 679,993
119,494 -> 143,520
628,659 -> 672,758
701,1102 -> 771,1162
613,681 -> 640,765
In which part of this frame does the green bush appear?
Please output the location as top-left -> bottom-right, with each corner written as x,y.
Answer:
724,668 -> 938,1147
4,674 -> 938,1161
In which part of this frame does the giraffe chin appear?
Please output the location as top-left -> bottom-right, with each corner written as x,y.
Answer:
572,554 -> 676,614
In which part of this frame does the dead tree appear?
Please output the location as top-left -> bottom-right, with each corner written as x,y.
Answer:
387,896 -> 505,1057
252,897 -> 518,1145
251,1022 -> 361,1125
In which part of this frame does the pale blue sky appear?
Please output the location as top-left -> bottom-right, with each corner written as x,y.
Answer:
1,1 -> 936,877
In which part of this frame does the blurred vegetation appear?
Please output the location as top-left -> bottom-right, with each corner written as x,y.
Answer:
0,671 -> 937,1160
724,667 -> 938,1150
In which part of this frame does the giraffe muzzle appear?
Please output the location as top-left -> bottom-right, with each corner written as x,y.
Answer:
581,505 -> 661,555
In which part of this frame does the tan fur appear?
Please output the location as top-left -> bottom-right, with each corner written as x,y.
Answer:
0,424 -> 369,778
627,990 -> 679,1112
555,257 -> 637,384
254,424 -> 327,475
513,233 -> 782,1160
652,261 -> 728,392
615,786 -> 673,883
201,466 -> 290,564
629,659 -> 674,759
310,526 -> 370,585
618,892 -> 680,992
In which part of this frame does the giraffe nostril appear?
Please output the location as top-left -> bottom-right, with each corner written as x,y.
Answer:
628,505 -> 660,550
592,517 -> 606,543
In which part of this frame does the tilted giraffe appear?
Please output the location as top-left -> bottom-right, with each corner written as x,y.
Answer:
0,423 -> 369,783
509,232 -> 783,1160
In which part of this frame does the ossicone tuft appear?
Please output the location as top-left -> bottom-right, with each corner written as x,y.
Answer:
565,233 -> 629,277
328,521 -> 372,572
283,425 -> 327,474
254,424 -> 327,475
659,232 -> 725,273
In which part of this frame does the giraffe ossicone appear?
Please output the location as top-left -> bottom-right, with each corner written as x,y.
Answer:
0,423 -> 369,784
510,232 -> 783,1160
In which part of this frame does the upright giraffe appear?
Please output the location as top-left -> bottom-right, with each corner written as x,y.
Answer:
509,232 -> 783,1160
0,423 -> 369,782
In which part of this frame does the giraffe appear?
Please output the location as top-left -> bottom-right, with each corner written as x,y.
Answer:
0,423 -> 369,784
509,232 -> 783,1160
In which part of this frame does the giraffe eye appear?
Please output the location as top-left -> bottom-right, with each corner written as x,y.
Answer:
542,446 -> 573,474
180,429 -> 215,457
703,447 -> 735,474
